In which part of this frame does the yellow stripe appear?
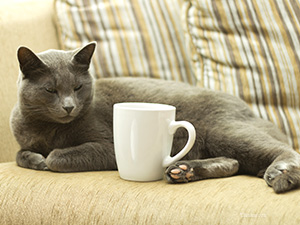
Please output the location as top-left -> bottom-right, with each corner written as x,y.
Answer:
205,1 -> 221,91
149,1 -> 177,81
111,0 -> 136,76
65,0 -> 81,48
239,0 -> 280,125
80,0 -> 102,78
184,0 -> 300,150
182,1 -> 204,87
131,1 -> 160,78
284,107 -> 299,151
190,2 -> 205,87
164,0 -> 195,84
123,2 -> 148,77
74,0 -> 92,42
219,1 -> 253,103
106,1 -> 129,77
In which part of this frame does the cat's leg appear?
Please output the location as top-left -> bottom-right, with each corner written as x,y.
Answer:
244,118 -> 300,192
16,149 -> 48,170
45,142 -> 117,172
165,157 -> 239,183
264,150 -> 300,193
205,120 -> 300,193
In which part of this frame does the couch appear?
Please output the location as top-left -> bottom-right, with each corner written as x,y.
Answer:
1,0 -> 300,224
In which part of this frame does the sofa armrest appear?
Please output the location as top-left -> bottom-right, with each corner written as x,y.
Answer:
0,0 -> 60,162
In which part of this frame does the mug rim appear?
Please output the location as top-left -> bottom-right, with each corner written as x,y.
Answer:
114,102 -> 175,111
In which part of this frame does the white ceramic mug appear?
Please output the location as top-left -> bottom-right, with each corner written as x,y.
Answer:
113,102 -> 196,181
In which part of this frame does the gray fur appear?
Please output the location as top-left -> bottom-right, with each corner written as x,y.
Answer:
10,43 -> 300,193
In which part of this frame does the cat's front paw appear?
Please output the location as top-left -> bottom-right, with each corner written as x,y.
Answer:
16,150 -> 48,171
45,149 -> 67,172
46,149 -> 80,172
165,162 -> 195,183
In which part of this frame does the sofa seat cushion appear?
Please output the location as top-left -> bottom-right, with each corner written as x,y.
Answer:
183,0 -> 300,152
1,162 -> 300,224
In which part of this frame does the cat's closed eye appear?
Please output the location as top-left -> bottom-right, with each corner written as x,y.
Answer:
44,85 -> 82,94
74,84 -> 82,91
45,87 -> 57,94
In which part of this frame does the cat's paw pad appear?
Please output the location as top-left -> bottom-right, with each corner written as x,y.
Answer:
165,163 -> 194,183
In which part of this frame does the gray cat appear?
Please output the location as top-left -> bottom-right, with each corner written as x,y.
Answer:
10,42 -> 300,193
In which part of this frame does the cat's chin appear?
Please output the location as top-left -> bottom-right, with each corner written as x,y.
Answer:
53,116 -> 76,124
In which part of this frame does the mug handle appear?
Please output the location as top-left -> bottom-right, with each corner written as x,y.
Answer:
162,121 -> 196,168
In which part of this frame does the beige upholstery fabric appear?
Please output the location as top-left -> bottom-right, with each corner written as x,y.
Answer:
183,0 -> 300,152
1,162 -> 300,225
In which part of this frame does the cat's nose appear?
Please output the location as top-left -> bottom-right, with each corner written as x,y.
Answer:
63,106 -> 74,114
62,97 -> 75,114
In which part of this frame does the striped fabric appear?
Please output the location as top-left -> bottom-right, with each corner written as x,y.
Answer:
54,0 -> 195,84
183,0 -> 300,151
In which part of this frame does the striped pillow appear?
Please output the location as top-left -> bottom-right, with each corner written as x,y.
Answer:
183,0 -> 300,151
54,0 -> 195,84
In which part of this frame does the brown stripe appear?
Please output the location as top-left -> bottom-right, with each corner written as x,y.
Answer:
230,0 -> 266,118
243,1 -> 286,131
74,0 -> 92,41
275,0 -> 300,70
149,0 -> 178,81
129,0 -> 153,77
79,0 -> 103,78
158,0 -> 185,82
246,0 -> 282,106
211,0 -> 245,100
144,0 -> 169,79
109,2 -> 133,77
276,0 -> 300,101
248,0 -> 293,135
290,0 -> 300,28
245,0 -> 278,106
66,1 -> 82,48
183,1 -> 204,87
94,0 -> 119,77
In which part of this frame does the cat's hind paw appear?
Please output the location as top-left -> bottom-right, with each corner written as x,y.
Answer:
270,168 -> 300,193
165,162 -> 195,183
264,163 -> 289,186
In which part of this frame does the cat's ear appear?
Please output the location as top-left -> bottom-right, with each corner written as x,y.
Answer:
72,42 -> 96,70
17,46 -> 47,79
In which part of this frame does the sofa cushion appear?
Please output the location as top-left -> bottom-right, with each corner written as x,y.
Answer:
54,0 -> 195,84
183,0 -> 300,151
1,162 -> 300,224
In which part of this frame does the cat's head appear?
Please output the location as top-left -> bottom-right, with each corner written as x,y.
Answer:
17,42 -> 96,124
